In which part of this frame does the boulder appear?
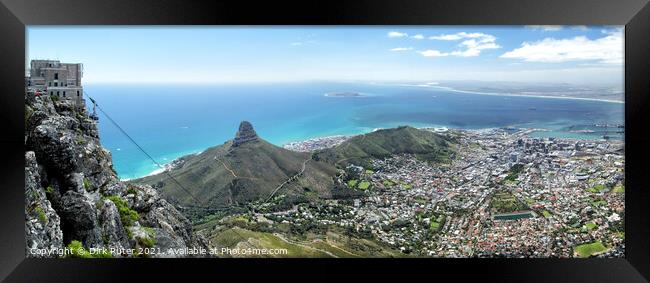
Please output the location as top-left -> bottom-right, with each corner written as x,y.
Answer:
59,190 -> 103,248
99,199 -> 130,251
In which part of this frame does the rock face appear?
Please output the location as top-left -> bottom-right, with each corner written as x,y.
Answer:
25,151 -> 63,257
24,95 -> 208,258
233,121 -> 258,146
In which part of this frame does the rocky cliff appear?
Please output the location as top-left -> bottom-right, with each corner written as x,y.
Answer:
24,93 -> 207,258
232,120 -> 259,146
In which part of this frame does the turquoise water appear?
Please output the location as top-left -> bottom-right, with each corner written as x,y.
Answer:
85,82 -> 624,180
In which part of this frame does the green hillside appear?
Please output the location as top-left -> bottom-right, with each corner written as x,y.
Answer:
132,122 -> 337,210
132,124 -> 455,219
316,126 -> 456,167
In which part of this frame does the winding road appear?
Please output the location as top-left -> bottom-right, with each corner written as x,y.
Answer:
266,158 -> 311,202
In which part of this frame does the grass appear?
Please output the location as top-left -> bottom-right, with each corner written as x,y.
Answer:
347,179 -> 358,189
382,180 -> 394,187
612,185 -> 625,193
574,241 -> 608,258
542,210 -> 552,218
584,222 -> 598,230
358,181 -> 371,190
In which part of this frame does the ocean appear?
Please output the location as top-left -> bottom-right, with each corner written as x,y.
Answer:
84,82 -> 624,180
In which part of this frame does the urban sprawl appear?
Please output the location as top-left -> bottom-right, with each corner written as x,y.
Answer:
275,128 -> 625,257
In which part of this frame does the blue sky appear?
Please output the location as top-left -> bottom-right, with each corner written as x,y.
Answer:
27,26 -> 623,85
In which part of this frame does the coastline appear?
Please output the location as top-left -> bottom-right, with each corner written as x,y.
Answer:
122,124 -> 620,181
398,83 -> 624,104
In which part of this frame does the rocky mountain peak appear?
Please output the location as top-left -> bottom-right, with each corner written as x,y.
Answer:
233,121 -> 258,146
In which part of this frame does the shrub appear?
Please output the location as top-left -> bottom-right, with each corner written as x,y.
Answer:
106,196 -> 139,226
67,240 -> 91,258
35,206 -> 47,224
83,178 -> 91,191
137,235 -> 156,248
45,185 -> 54,195
126,185 -> 137,195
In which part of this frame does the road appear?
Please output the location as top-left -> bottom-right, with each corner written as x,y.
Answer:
266,158 -> 311,202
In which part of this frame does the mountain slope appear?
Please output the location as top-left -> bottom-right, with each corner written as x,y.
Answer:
316,126 -> 456,167
134,122 -> 338,208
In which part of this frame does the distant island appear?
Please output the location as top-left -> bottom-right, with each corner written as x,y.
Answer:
325,91 -> 364,97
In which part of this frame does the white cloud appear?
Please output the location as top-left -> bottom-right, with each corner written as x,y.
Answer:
418,49 -> 449,57
500,29 -> 623,64
390,47 -> 414,52
429,32 -> 488,40
425,32 -> 500,57
388,31 -> 408,38
526,25 -> 563,31
411,34 -> 424,40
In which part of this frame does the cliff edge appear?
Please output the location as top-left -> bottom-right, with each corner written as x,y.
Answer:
24,93 -> 207,258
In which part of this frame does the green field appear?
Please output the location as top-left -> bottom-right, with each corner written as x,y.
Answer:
542,210 -> 552,218
347,179 -> 358,188
490,191 -> 529,214
574,241 -> 608,258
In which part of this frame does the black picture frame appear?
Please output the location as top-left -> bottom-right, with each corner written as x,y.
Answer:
1,0 -> 649,281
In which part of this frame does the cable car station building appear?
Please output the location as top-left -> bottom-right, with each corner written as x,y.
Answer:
26,59 -> 84,107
